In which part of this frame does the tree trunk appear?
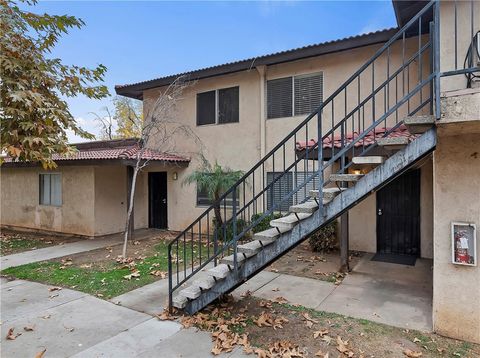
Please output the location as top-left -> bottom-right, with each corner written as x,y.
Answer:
122,163 -> 140,258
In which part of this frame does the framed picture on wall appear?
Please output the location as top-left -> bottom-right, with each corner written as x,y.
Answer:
451,222 -> 477,266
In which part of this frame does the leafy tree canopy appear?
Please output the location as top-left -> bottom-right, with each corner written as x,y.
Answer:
113,96 -> 143,139
0,0 -> 109,168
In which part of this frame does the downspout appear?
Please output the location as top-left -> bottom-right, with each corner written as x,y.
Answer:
256,65 -> 267,159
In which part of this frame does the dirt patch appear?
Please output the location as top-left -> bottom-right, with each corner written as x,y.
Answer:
267,241 -> 363,283
0,229 -> 80,256
51,231 -> 178,269
173,295 -> 479,358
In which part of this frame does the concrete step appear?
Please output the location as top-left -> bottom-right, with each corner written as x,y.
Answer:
270,212 -> 312,231
404,115 -> 435,134
193,276 -> 216,290
206,264 -> 231,279
289,200 -> 318,214
376,136 -> 409,150
253,227 -> 288,243
310,187 -> 347,201
179,285 -> 201,300
329,174 -> 364,182
237,240 -> 264,255
172,294 -> 188,309
220,252 -> 252,266
352,156 -> 385,166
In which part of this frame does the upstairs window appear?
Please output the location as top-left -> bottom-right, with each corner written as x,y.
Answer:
197,86 -> 239,126
39,173 -> 62,206
267,72 -> 323,119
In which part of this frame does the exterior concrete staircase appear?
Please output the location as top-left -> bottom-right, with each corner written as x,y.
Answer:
168,2 -> 440,314
173,124 -> 436,313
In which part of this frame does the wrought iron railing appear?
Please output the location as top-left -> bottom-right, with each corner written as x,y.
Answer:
167,0 -> 479,310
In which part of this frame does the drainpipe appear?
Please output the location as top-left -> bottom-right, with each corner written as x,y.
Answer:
256,65 -> 267,159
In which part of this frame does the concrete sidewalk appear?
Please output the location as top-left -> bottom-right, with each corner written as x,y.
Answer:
1,229 -> 158,270
112,254 -> 433,332
0,278 -> 248,358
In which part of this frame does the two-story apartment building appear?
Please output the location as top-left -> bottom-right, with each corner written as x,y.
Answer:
1,0 -> 479,343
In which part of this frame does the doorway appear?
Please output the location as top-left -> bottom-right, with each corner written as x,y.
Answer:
376,169 -> 420,260
148,172 -> 168,229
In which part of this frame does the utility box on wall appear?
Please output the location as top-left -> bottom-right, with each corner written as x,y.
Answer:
452,222 -> 477,266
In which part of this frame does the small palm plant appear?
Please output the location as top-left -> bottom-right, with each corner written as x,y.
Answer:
183,160 -> 244,228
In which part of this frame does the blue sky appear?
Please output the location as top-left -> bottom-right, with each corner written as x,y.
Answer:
33,1 -> 397,142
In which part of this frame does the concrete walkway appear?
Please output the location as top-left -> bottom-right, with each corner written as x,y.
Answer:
0,278 -> 248,358
113,254 -> 433,332
1,229 -> 159,270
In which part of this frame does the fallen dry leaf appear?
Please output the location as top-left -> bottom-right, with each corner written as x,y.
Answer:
403,349 -> 423,357
313,329 -> 329,338
23,325 -> 35,332
271,287 -> 279,292
272,296 -> 289,304
48,286 -> 62,292
6,327 -> 21,340
315,351 -> 329,358
34,349 -> 47,358
123,271 -> 141,280
41,315 -> 51,319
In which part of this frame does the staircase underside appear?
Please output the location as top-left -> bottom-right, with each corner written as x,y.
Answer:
182,127 -> 436,314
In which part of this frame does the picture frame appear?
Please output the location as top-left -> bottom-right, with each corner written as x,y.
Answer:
451,222 -> 477,266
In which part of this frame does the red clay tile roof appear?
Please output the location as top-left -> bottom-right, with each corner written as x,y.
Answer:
3,138 -> 190,164
296,124 -> 417,151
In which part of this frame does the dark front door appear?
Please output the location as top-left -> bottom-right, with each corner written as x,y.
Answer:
376,169 -> 420,256
149,172 -> 168,229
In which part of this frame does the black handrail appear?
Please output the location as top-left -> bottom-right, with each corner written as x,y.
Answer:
166,0 -> 451,311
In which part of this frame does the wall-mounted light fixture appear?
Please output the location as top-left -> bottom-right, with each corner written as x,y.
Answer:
172,172 -> 178,181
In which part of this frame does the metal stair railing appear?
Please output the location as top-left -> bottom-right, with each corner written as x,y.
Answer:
167,0 -> 439,311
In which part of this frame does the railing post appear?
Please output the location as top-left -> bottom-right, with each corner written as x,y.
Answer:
168,246 -> 173,313
429,21 -> 434,115
317,109 -> 324,217
433,0 -> 441,119
232,186 -> 238,271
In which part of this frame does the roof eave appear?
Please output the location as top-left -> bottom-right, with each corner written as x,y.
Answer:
115,27 -> 399,100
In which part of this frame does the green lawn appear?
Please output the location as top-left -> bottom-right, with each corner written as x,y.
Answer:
2,241 -> 205,299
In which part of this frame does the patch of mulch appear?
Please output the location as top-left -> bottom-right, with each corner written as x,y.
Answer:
161,295 -> 479,358
267,242 -> 363,284
0,230 -> 80,256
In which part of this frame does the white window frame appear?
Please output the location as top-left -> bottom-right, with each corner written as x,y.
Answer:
266,71 -> 323,120
39,173 -> 62,207
196,86 -> 239,126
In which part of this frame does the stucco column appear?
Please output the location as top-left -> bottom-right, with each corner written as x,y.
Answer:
127,165 -> 134,237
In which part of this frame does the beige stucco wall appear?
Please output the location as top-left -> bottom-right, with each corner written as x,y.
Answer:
142,35 -> 430,233
0,166 -> 96,236
93,165 -> 128,236
431,90 -> 480,343
432,132 -> 480,343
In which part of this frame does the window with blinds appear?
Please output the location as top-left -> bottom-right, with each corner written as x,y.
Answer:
267,72 -> 323,119
266,172 -> 293,212
197,183 -> 239,207
218,87 -> 239,124
266,171 -> 319,212
267,77 -> 293,119
39,173 -> 62,206
294,73 -> 323,116
196,90 -> 216,125
196,86 -> 239,126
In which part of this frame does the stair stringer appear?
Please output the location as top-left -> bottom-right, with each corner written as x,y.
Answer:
183,127 -> 436,314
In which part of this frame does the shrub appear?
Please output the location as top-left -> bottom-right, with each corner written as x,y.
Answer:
308,221 -> 338,252
213,218 -> 248,243
251,213 -> 282,233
